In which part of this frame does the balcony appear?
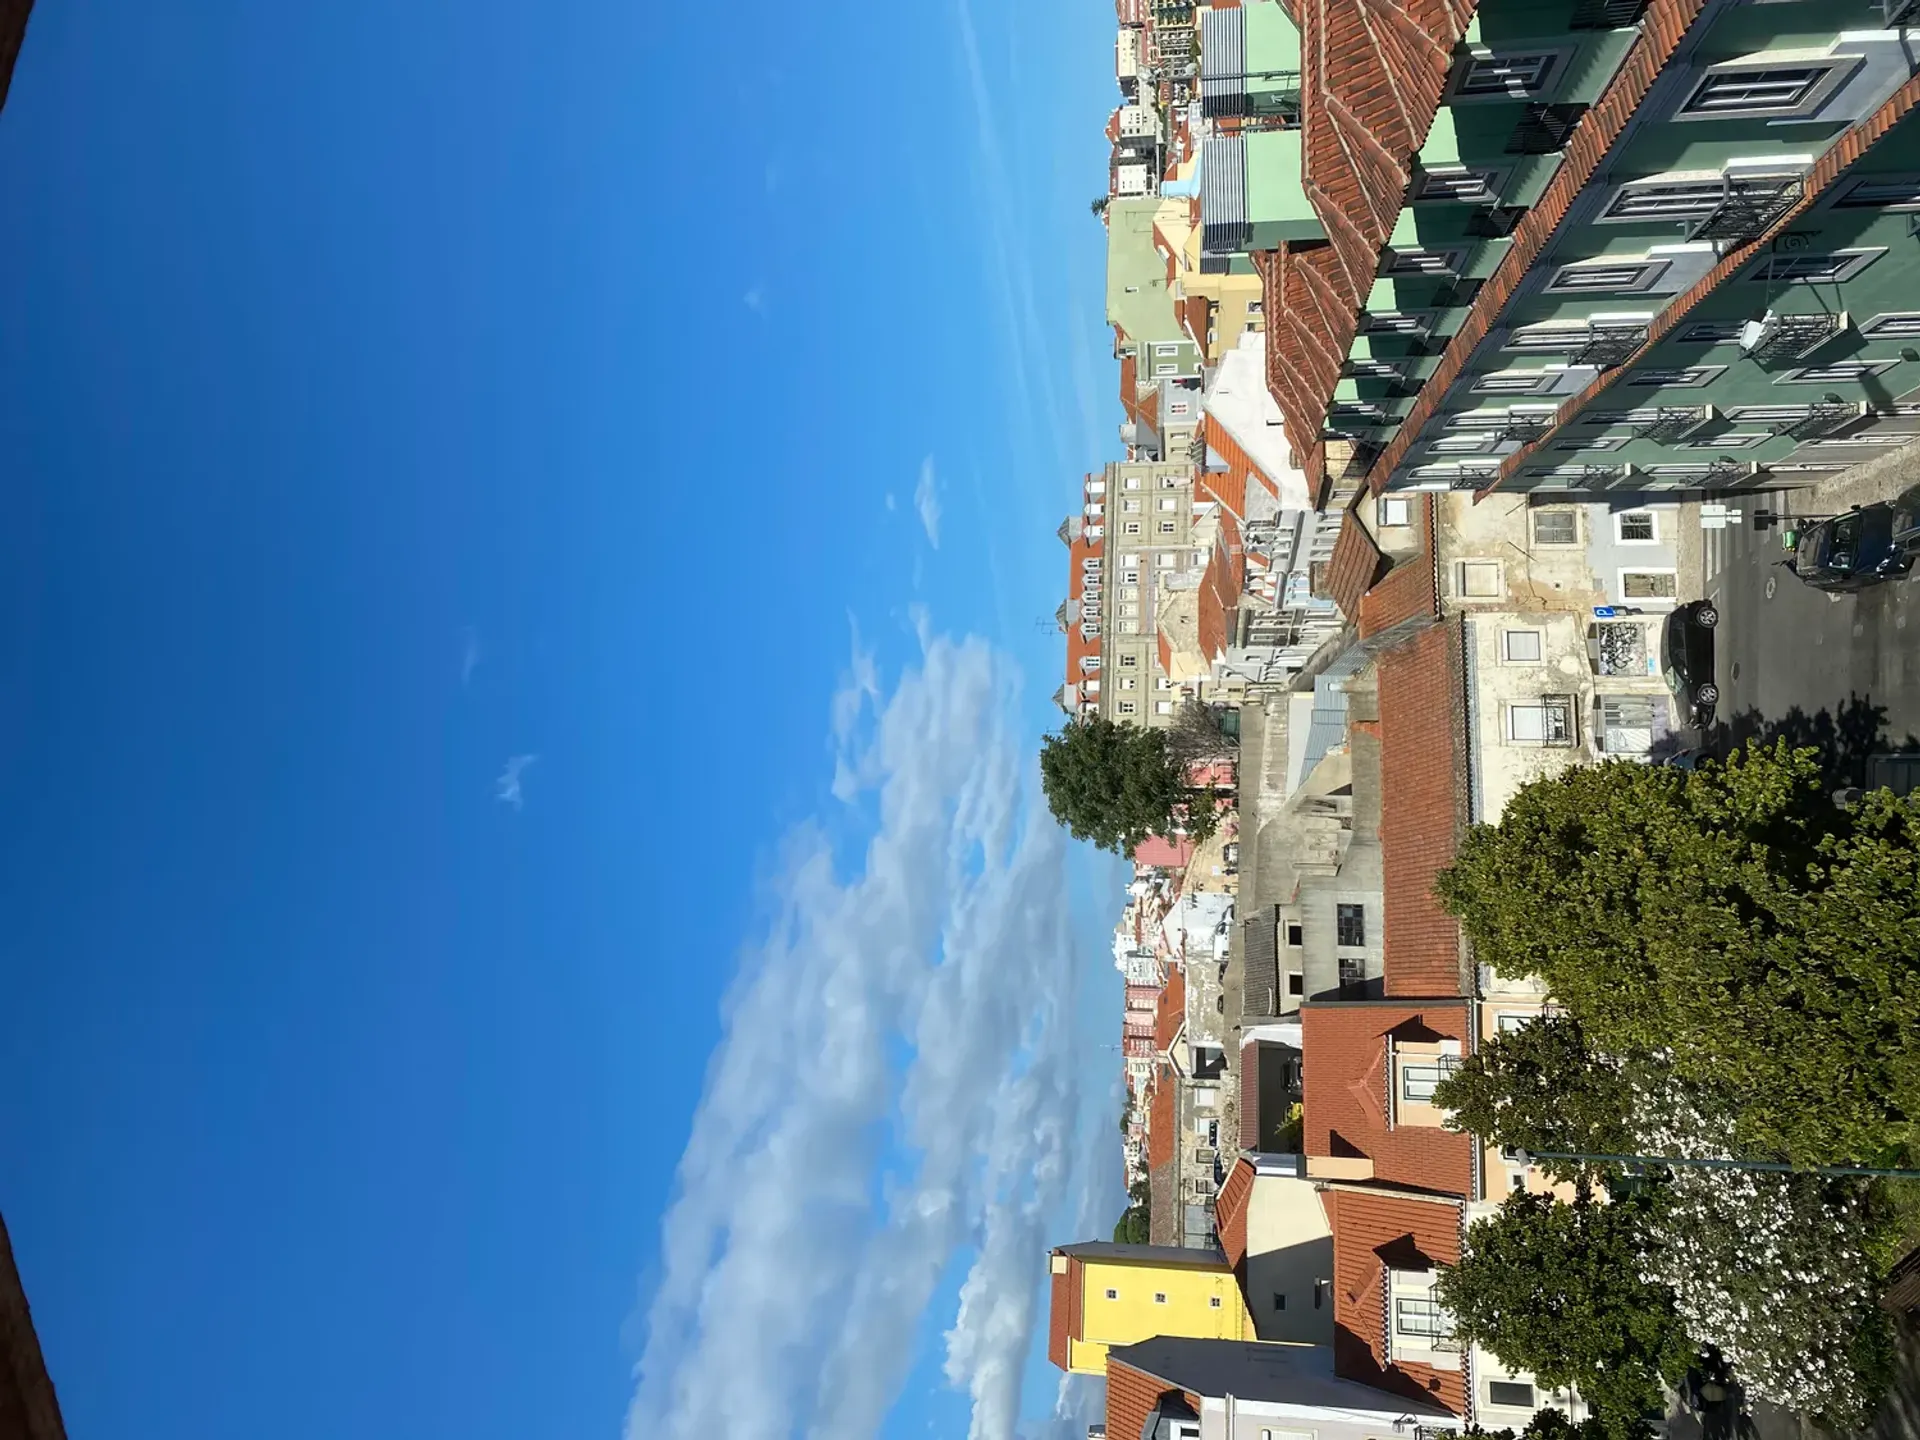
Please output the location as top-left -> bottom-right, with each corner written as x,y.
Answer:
1571,321 -> 1650,368
1570,0 -> 1650,25
1630,406 -> 1712,444
1772,400 -> 1860,441
1687,175 -> 1804,245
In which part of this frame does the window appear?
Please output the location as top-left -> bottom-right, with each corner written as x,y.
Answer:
1124,521 -> 1142,535
1152,343 -> 1180,358
1288,971 -> 1305,995
1105,1288 -> 1119,1300
1547,258 -> 1667,294
1779,359 -> 1898,384
1155,700 -> 1174,715
1532,509 -> 1578,545
1120,653 -> 1138,667
1119,700 -> 1138,715
1507,697 -> 1575,744
1363,312 -> 1429,335
1495,1011 -> 1537,1033
1554,434 -> 1629,452
1315,1281 -> 1325,1310
1336,903 -> 1366,947
1678,319 -> 1746,344
1156,676 -> 1172,690
1158,497 -> 1178,511
1120,586 -> 1139,600
1416,166 -> 1502,202
1286,922 -> 1304,947
1599,694 -> 1659,754
1503,629 -> 1544,662
1396,1295 -> 1454,1338
1153,1291 -> 1168,1305
1626,366 -> 1724,388
1387,248 -> 1463,276
1431,433 -> 1494,454
1475,369 -> 1558,394
1743,249 -> 1883,285
1160,474 -> 1182,488
1118,604 -> 1138,618
1861,312 -> 1920,340
1458,560 -> 1504,597
1119,676 -> 1137,690
1122,498 -> 1142,514
1157,553 -> 1179,567
1273,1292 -> 1287,1311
1158,520 -> 1177,533
1594,621 -> 1650,676
1246,299 -> 1263,315
1209,1295 -> 1223,1308
1379,496 -> 1413,526
1615,509 -> 1658,543
1680,61 -> 1852,121
1124,476 -> 1141,489
1834,175 -> 1920,210
1338,955 -> 1366,990
1621,569 -> 1678,600
1727,403 -> 1816,423
1349,359 -> 1405,382
1457,51 -> 1557,98
1489,1381 -> 1537,1409
1602,175 -> 1730,221
1402,1063 -> 1450,1102
1506,323 -> 1591,352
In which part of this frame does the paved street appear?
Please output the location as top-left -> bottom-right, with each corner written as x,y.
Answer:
1699,489 -> 1920,781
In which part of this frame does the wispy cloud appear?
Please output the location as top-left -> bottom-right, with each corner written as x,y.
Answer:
494,754 -> 538,810
742,286 -> 766,314
460,627 -> 482,687
885,491 -> 898,512
629,629 -> 1096,1440
914,457 -> 942,549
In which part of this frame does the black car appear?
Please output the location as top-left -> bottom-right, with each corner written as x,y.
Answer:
1661,600 -> 1719,728
1789,502 -> 1919,593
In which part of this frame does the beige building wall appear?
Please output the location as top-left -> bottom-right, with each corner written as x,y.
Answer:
1102,460 -> 1203,729
1243,1172 -> 1335,1346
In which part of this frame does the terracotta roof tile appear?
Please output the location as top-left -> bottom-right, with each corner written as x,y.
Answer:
1149,1064 -> 1178,1170
1377,622 -> 1467,996
1106,1356 -> 1180,1440
1200,418 -> 1276,511
1300,1001 -> 1474,1195
1325,514 -> 1387,623
1158,628 -> 1176,675
1214,1157 -> 1257,1270
1179,294 -> 1212,351
1196,514 -> 1245,665
1356,496 -> 1437,641
1326,1187 -> 1467,1414
1155,965 -> 1187,1052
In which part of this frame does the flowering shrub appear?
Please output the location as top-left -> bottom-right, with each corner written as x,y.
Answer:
1632,1079 -> 1888,1427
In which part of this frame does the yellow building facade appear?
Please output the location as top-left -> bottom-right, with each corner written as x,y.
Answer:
1048,1243 -> 1255,1375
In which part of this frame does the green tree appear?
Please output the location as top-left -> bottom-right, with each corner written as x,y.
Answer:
1432,1015 -> 1636,1181
1436,742 -> 1920,1165
1039,717 -> 1222,856
1459,1410 -> 1654,1440
1436,1190 -> 1694,1426
1112,1205 -> 1152,1244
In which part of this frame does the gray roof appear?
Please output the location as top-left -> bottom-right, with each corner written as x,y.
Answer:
1298,646 -> 1370,783
1110,1337 -> 1457,1419
1055,1241 -> 1227,1267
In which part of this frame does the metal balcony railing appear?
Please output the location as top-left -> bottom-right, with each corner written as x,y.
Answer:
1687,175 -> 1804,244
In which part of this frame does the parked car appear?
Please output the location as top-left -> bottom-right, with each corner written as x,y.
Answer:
1661,600 -> 1719,728
1788,501 -> 1919,592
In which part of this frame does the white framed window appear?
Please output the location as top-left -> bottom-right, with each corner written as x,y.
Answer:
1625,365 -> 1725,388
1209,1295 -> 1223,1308
1742,248 -> 1884,285
1677,318 -> 1746,344
1777,359 -> 1899,384
1153,1291 -> 1169,1304
1505,322 -> 1593,352
1861,312 -> 1920,340
1152,343 -> 1181,358
1546,257 -> 1670,294
1379,496 -> 1413,526
1415,165 -> 1504,203
1531,509 -> 1579,545
1614,509 -> 1659,543
1364,312 -> 1430,335
1833,175 -> 1920,210
1105,1287 -> 1119,1300
1119,700 -> 1138,715
1125,476 -> 1142,489
1488,1380 -> 1537,1409
1677,58 -> 1857,122
1158,520 -> 1177,533
1349,359 -> 1405,381
1119,676 -> 1138,691
1685,432 -> 1766,449
1430,433 -> 1496,454
1727,403 -> 1816,423
1120,619 -> 1139,634
1457,560 -> 1504,598
1455,51 -> 1559,99
1155,700 -> 1174,715
1120,652 -> 1139,667
1246,299 -> 1263,314
1158,496 -> 1178,511
1507,696 -> 1575,745
1620,568 -> 1679,601
1124,521 -> 1142,534
1159,473 -> 1183,488
1475,368 -> 1560,394
1157,553 -> 1179,568
1601,173 -> 1732,221
1122,498 -> 1142,512
1156,676 -> 1172,690
1119,603 -> 1139,618
1502,629 -> 1544,662
1553,434 -> 1629,452
1386,247 -> 1465,276
1121,585 -> 1139,600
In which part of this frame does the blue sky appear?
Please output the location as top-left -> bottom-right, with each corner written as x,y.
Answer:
0,4 -> 1125,1438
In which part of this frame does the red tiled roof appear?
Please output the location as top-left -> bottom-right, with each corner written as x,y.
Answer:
1324,513 -> 1386,623
1154,965 -> 1187,1052
1157,628 -> 1176,676
1200,417 -> 1278,511
1325,1187 -> 1467,1414
1179,295 -> 1212,351
1214,1157 -> 1257,1270
1196,512 -> 1244,665
1357,496 -> 1437,641
1105,107 -> 1124,144
1139,386 -> 1160,431
1148,1063 -> 1178,1169
1239,1040 -> 1264,1153
1120,352 -> 1139,409
1300,1001 -> 1474,1195
1106,1356 -> 1182,1440
1377,622 -> 1466,996
1048,1258 -> 1078,1369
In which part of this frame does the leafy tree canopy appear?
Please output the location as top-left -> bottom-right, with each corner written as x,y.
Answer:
1039,717 -> 1221,856
1436,1190 -> 1694,1426
1436,742 -> 1920,1165
1112,1205 -> 1151,1244
1461,1408 -> 1654,1440
1432,1015 -> 1636,1181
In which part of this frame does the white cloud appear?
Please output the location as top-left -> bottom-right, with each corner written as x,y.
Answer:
915,457 -> 942,549
494,753 -> 537,809
628,630 -> 1098,1440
